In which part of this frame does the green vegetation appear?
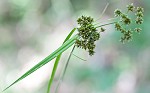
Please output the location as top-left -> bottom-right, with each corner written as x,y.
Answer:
2,3 -> 144,93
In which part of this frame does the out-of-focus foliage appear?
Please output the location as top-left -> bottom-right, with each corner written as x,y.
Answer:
0,0 -> 149,93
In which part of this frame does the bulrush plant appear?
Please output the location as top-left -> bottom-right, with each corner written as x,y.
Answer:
2,3 -> 144,93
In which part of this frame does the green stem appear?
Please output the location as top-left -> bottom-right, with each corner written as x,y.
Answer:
54,46 -> 76,93
95,22 -> 117,28
46,28 -> 77,93
72,54 -> 86,61
47,54 -> 61,93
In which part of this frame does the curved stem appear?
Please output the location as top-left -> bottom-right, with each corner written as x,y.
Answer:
54,46 -> 76,93
95,3 -> 109,22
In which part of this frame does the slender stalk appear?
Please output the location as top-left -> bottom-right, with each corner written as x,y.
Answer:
95,3 -> 109,22
94,17 -> 117,26
72,54 -> 87,61
46,28 -> 77,93
54,46 -> 76,93
95,22 -> 116,28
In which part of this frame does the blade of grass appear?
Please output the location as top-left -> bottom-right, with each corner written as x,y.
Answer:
63,28 -> 77,43
2,34 -> 79,92
54,45 -> 75,93
47,28 -> 76,93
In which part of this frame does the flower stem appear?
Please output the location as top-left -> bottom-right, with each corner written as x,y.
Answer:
96,22 -> 117,28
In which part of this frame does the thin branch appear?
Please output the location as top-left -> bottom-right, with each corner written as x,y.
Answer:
95,3 -> 109,22
72,54 -> 87,61
96,22 -> 116,28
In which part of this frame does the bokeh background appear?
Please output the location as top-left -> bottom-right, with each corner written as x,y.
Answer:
0,0 -> 149,93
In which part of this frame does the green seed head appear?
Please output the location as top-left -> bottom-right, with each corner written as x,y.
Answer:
127,3 -> 135,12
114,3 -> 144,43
75,16 -> 100,56
75,3 -> 144,55
114,9 -> 122,17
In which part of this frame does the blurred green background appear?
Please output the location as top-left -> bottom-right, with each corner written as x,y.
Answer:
0,0 -> 149,93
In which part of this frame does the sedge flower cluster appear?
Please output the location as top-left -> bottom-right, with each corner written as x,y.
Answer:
114,3 -> 144,43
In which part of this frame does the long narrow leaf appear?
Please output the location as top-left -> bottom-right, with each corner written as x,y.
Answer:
63,28 -> 77,43
55,46 -> 75,93
47,28 -> 76,93
2,34 -> 78,92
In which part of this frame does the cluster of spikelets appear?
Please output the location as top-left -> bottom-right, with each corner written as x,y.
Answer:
75,16 -> 104,56
75,3 -> 144,56
114,3 -> 144,43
